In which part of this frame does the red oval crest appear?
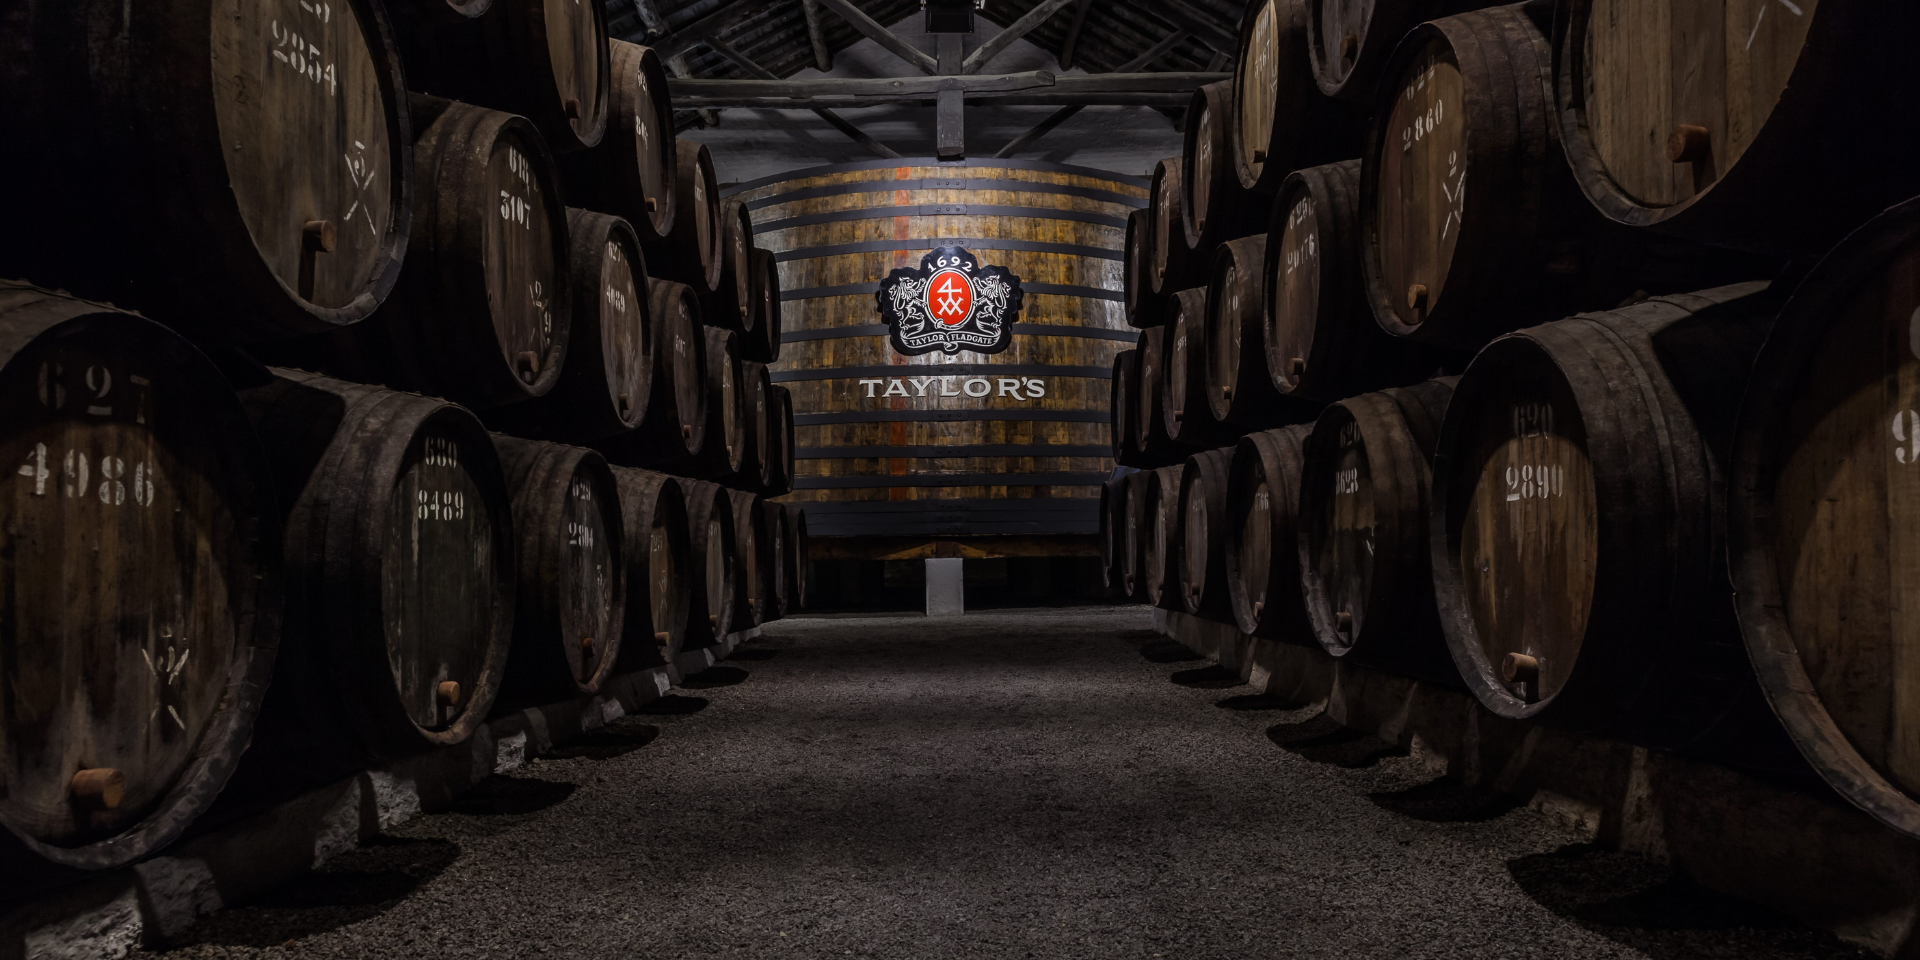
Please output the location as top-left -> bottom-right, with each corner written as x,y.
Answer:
926,267 -> 973,326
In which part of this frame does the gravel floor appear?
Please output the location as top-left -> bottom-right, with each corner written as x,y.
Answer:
142,607 -> 1870,960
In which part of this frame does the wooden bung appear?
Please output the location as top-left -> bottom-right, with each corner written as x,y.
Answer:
437,681 -> 463,707
1501,653 -> 1539,684
71,769 -> 126,811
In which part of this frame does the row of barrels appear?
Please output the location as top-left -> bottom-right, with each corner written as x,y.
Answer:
1,0 -> 790,493
1129,0 -> 1920,388
0,282 -> 807,884
1106,193 -> 1920,844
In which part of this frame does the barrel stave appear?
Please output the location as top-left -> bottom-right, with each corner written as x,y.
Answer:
1162,289 -> 1227,448
1233,0 -> 1365,193
674,478 -> 738,647
1177,448 -> 1237,622
650,141 -> 725,294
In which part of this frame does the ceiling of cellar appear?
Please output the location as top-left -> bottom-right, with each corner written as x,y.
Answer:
606,0 -> 1243,182
606,0 -> 1244,82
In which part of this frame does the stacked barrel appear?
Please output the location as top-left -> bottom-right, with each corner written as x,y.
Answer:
0,0 -> 803,885
1106,0 -> 1920,834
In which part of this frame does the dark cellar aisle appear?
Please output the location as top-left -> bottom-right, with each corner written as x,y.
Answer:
140,609 -> 1865,960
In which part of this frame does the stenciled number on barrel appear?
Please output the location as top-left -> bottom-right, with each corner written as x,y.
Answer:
1507,402 -> 1566,501
270,7 -> 339,95
1894,410 -> 1920,464
417,437 -> 467,520
1285,197 -> 1317,275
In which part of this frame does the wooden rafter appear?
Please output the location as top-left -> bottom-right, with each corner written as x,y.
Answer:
704,35 -> 901,159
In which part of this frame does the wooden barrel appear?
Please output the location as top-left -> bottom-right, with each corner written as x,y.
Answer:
1145,465 -> 1185,610
737,361 -> 775,490
731,158 -> 1141,542
787,505 -> 810,611
491,437 -> 624,709
242,369 -> 513,759
1135,325 -> 1186,465
1163,288 -> 1225,448
0,0 -> 411,341
1433,282 -> 1788,754
1267,160 -> 1439,401
1205,235 -> 1324,432
389,0 -> 610,154
1308,0 -> 1484,103
0,284 -> 279,874
1125,210 -> 1165,329
559,40 -> 677,245
610,466 -> 692,670
1181,83 -> 1268,263
650,141 -> 724,294
711,200 -> 759,334
1100,475 -> 1125,590
1225,425 -> 1313,640
1121,469 -> 1154,602
488,208 -> 651,442
1298,376 -> 1458,680
761,499 -> 791,622
1558,1 -> 1920,256
303,97 -> 568,410
765,384 -> 797,496
617,279 -> 710,464
656,327 -> 744,479
1151,159 -> 1201,299
1232,0 -> 1362,194
1360,6 -> 1600,350
1111,349 -> 1142,468
673,478 -> 738,647
1730,199 -> 1920,835
743,248 -> 784,364
728,489 -> 768,629
1176,448 -> 1237,622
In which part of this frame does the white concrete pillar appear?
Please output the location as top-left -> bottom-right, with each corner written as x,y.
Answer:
925,558 -> 964,617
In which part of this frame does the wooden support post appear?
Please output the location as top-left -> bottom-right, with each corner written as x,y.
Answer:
937,33 -> 964,159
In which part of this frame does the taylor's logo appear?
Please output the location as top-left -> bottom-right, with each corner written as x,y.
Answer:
876,246 -> 1024,356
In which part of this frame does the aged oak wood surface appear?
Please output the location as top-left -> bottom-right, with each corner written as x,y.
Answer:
652,141 -> 725,293
389,0 -> 609,154
561,40 -> 678,245
601,279 -> 709,465
1182,83 -> 1268,259
1364,6 -> 1590,350
489,209 -> 651,443
1234,0 -> 1362,193
0,0 -> 411,339
1558,0 -> 1920,253
1436,284 -> 1791,758
728,489 -> 767,629
1150,160 -> 1202,299
1269,160 -> 1438,401
241,370 -> 512,766
673,478 -> 737,647
734,161 -> 1138,520
610,466 -> 690,670
0,284 -> 277,871
1299,377 -> 1457,680
1733,200 -> 1920,836
1226,424 -> 1313,640
1164,288 -> 1222,448
1177,447 -> 1236,621
493,438 -> 624,709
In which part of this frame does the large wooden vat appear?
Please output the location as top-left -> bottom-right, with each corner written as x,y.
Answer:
725,158 -> 1148,551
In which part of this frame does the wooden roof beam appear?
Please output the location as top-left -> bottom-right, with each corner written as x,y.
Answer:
811,0 -> 941,75
960,0 -> 1079,74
